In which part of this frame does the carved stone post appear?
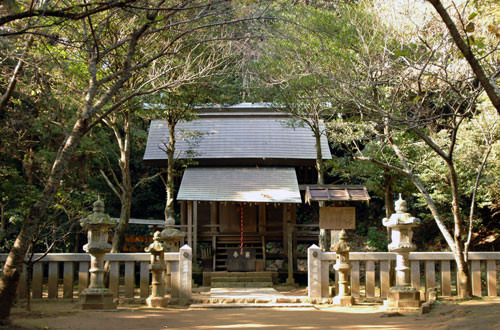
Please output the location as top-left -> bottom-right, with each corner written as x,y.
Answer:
382,195 -> 421,308
331,230 -> 353,306
146,214 -> 185,306
79,198 -> 117,310
145,231 -> 167,307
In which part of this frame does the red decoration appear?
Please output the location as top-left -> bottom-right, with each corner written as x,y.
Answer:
240,203 -> 244,254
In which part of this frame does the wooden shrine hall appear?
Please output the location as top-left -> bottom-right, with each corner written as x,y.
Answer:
143,103 -> 368,275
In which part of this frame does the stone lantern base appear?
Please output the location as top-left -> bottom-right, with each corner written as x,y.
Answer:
384,286 -> 421,308
80,288 -> 116,310
146,296 -> 169,308
332,295 -> 354,307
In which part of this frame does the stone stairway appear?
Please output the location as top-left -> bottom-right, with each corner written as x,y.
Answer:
190,288 -> 315,308
210,272 -> 274,288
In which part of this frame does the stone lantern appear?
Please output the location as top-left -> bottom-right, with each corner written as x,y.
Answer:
80,197 -> 117,310
145,215 -> 185,307
145,231 -> 168,307
160,215 -> 185,253
160,215 -> 185,292
382,195 -> 421,308
331,229 -> 353,306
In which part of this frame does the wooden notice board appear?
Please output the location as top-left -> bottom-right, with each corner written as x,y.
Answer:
319,207 -> 356,230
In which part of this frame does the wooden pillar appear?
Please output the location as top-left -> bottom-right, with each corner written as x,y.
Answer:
286,223 -> 295,285
193,200 -> 198,262
180,201 -> 187,227
290,204 -> 297,272
283,204 -> 289,253
258,203 -> 266,233
187,201 -> 193,247
210,202 -> 218,233
212,236 -> 217,271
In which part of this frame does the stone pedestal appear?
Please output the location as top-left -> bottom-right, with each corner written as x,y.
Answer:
331,230 -> 353,306
80,288 -> 115,310
79,198 -> 117,310
385,287 -> 421,308
382,195 -> 421,309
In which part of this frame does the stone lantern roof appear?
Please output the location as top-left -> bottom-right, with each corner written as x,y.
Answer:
145,231 -> 166,253
382,195 -> 420,228
81,197 -> 117,226
331,230 -> 350,253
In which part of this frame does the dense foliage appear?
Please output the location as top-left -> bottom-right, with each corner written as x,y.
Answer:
0,0 -> 499,317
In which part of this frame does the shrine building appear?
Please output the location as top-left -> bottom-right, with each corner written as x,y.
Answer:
143,103 -> 369,281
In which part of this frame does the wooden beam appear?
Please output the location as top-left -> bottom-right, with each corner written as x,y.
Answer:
187,201 -> 193,247
180,201 -> 187,227
258,203 -> 266,233
283,204 -> 288,253
193,200 -> 198,262
210,202 -> 218,233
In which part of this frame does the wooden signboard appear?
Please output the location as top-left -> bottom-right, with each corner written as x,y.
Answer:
319,207 -> 356,230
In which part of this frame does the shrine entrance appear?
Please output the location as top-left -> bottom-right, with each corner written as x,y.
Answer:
176,167 -> 301,287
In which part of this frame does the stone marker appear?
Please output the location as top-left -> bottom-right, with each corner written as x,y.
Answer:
79,198 -> 117,310
331,230 -> 353,306
382,195 -> 421,309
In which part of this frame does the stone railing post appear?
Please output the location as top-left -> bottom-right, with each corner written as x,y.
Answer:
308,244 -> 328,298
176,244 -> 192,304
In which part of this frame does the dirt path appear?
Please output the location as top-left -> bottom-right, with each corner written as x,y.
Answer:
7,298 -> 500,330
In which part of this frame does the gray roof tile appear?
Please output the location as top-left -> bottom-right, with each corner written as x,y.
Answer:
143,115 -> 332,161
177,167 -> 302,203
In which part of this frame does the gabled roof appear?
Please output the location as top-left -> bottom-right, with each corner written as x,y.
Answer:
177,167 -> 302,203
304,185 -> 370,204
143,106 -> 332,166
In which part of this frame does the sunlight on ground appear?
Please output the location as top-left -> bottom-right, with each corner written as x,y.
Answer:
195,324 -> 280,329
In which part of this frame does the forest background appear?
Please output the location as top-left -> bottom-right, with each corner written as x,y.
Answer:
0,0 -> 499,320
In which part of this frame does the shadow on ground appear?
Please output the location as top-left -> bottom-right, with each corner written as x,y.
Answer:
6,297 -> 500,330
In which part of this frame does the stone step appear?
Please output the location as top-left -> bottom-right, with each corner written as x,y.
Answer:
209,272 -> 274,276
211,277 -> 272,282
190,303 -> 314,309
211,281 -> 273,288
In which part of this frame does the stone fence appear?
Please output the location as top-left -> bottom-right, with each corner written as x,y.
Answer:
308,245 -> 500,299
0,245 -> 192,302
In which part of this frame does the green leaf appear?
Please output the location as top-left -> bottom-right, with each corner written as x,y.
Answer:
468,12 -> 478,20
394,50 -> 410,57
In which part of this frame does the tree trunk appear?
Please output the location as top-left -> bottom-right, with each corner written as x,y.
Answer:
0,35 -> 34,115
314,128 -> 328,250
26,262 -> 33,312
111,192 -> 132,253
164,120 -> 176,223
0,117 -> 87,324
110,111 -> 133,253
314,130 -> 325,186
0,202 -> 6,239
427,0 -> 500,115
383,172 -> 394,241
454,242 -> 471,298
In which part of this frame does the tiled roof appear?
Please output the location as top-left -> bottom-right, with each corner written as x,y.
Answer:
177,167 -> 302,203
143,113 -> 331,163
